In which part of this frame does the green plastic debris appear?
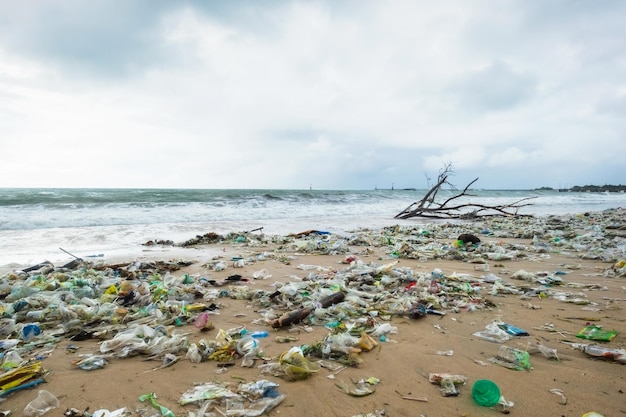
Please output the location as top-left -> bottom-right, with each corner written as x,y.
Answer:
576,325 -> 617,342
138,392 -> 175,417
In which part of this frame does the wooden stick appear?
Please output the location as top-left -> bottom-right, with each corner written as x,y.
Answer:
401,396 -> 428,402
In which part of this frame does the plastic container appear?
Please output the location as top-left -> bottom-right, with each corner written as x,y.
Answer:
23,390 -> 60,417
582,344 -> 626,363
472,379 -> 501,407
498,323 -> 529,336
496,346 -> 531,370
240,330 -> 269,338
236,336 -> 258,356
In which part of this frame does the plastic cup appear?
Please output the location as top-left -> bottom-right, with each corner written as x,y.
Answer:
23,390 -> 60,417
471,379 -> 501,407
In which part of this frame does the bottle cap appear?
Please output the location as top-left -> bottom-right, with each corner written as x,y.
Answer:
472,379 -> 501,407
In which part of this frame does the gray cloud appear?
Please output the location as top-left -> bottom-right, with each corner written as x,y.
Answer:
449,61 -> 536,112
0,0 -> 624,189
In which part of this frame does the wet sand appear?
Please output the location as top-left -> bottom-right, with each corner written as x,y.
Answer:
1,216 -> 624,417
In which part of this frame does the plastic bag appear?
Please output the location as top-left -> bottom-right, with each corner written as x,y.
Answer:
576,325 -> 617,341
473,321 -> 511,343
186,343 -> 202,363
279,347 -> 320,380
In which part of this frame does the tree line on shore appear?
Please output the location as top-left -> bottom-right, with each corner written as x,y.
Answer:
537,185 -> 626,192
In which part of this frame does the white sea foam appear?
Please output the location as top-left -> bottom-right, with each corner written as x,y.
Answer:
1,188 -> 625,267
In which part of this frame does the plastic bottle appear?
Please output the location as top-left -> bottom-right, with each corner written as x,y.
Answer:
582,344 -> 626,363
75,356 -> 107,371
496,346 -> 531,370
431,269 -> 444,279
240,329 -> 269,338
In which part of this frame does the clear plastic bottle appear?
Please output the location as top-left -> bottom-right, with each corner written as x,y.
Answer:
583,344 -> 626,363
496,346 -> 531,370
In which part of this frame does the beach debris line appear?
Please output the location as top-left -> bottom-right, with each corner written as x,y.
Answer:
394,163 -> 536,219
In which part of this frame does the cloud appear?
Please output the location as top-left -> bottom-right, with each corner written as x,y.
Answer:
0,1 -> 625,189
448,61 -> 537,112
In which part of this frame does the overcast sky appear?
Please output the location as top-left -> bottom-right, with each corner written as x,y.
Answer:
0,1 -> 624,190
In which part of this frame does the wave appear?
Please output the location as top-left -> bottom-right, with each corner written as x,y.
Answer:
1,187 -> 626,231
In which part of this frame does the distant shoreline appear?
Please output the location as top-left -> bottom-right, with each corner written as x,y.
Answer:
536,185 -> 626,193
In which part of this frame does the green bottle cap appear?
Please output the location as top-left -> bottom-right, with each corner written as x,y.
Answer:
472,379 -> 501,407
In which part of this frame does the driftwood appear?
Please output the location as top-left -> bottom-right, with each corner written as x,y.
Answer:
395,164 -> 535,220
271,292 -> 346,329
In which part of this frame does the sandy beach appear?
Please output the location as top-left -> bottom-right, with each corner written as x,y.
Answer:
1,211 -> 624,417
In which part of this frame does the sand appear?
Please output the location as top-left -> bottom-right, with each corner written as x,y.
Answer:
1,216 -> 624,417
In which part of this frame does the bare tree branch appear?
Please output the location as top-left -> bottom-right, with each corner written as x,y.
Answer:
395,165 -> 535,219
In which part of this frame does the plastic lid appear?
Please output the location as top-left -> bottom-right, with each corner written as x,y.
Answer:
472,379 -> 501,407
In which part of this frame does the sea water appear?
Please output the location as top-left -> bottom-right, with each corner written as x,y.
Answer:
1,188 -> 625,266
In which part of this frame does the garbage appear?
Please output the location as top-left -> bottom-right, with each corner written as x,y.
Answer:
193,312 -> 215,331
490,346 -> 532,370
138,392 -> 174,417
23,390 -> 60,417
457,233 -> 481,245
278,346 -> 320,380
428,373 -> 467,397
89,408 -> 128,417
179,380 -> 285,416
498,323 -> 529,336
471,379 -> 500,407
336,379 -> 376,397
73,355 -> 107,371
473,321 -> 511,343
1,207 -> 625,415
548,388 -> 567,405
565,343 -> 626,363
179,382 -> 241,405
0,361 -> 47,397
576,325 -> 617,341
525,341 -> 560,361
270,291 -> 345,328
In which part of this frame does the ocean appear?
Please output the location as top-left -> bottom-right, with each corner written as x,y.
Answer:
1,188 -> 625,266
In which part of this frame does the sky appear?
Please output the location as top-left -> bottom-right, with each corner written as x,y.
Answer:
0,1 -> 624,190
